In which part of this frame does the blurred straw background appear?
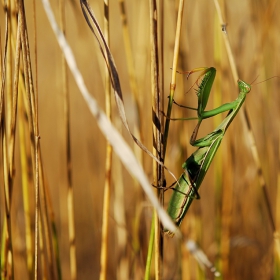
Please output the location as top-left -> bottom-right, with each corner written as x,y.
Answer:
0,0 -> 280,279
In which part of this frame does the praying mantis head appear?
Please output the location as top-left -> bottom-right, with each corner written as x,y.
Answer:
237,80 -> 251,94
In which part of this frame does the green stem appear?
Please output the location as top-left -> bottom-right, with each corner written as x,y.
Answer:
145,214 -> 155,280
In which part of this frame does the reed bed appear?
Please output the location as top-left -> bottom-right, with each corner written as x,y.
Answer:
0,0 -> 280,279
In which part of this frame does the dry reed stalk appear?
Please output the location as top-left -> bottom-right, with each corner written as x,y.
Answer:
36,0 -> 61,273
17,1 -> 40,276
1,2 -> 15,277
3,117 -> 14,279
212,2 -> 233,278
99,1 -> 113,280
58,0 -> 77,278
276,131 -> 280,269
39,153 -> 59,280
17,41 -> 60,280
275,124 -> 280,276
160,0 -> 186,278
18,85 -> 33,277
3,3 -> 37,277
5,12 -> 21,279
149,0 -> 163,277
163,0 -> 185,159
17,1 -> 58,278
16,32 -> 36,280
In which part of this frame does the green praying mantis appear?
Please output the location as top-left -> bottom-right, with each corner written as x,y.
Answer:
164,67 -> 251,236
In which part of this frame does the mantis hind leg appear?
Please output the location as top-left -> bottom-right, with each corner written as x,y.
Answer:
184,174 -> 200,199
168,175 -> 200,199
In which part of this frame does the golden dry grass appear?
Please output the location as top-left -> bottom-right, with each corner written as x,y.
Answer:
1,0 -> 280,279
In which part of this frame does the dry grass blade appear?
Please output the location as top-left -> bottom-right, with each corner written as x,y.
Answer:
149,0 -> 164,278
0,2 -> 8,127
1,5 -> 15,277
17,0 -> 40,277
99,0 -> 112,279
1,0 -> 278,278
185,239 -> 220,277
58,0 -> 77,278
163,0 -> 185,159
41,0 -> 178,235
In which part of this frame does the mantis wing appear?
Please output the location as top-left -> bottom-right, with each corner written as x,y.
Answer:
165,130 -> 222,235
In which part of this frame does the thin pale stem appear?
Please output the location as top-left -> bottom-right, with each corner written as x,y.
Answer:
144,215 -> 155,280
18,0 -> 40,278
163,0 -> 185,159
58,0 -> 77,278
148,0 -> 163,278
100,1 -> 112,280
1,3 -> 15,277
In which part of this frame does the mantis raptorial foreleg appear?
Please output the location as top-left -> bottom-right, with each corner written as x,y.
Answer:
168,67 -> 237,143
